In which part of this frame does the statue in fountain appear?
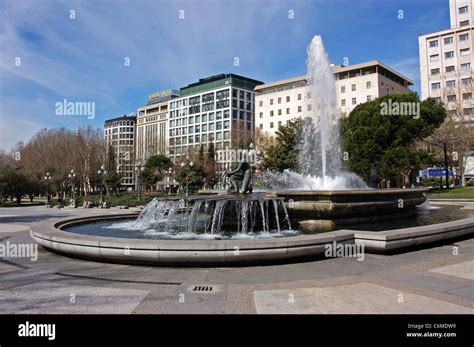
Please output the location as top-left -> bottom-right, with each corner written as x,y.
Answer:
225,161 -> 252,194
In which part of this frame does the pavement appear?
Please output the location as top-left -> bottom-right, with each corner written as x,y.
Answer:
0,205 -> 473,314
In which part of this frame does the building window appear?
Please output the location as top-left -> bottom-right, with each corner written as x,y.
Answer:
367,95 -> 372,101
278,109 -> 282,116
352,97 -> 356,105
463,93 -> 472,101
286,108 -> 290,114
431,82 -> 441,90
286,96 -> 290,102
307,104 -> 311,111
341,99 -> 346,106
270,110 -> 274,117
446,80 -> 456,87
444,37 -> 453,44
270,99 -> 274,105
460,20 -> 470,27
351,84 -> 356,91
431,68 -> 440,75
270,122 -> 274,129
464,108 -> 473,116
259,124 -> 263,130
278,97 -> 282,104
259,112 -> 263,118
298,94 -> 302,100
445,66 -> 455,73
461,78 -> 472,85
278,121 -> 282,127
366,81 -> 371,89
447,95 -> 456,102
341,86 -> 345,93
459,6 -> 469,14
459,33 -> 469,41
460,48 -> 470,56
259,100 -> 263,107
461,63 -> 471,71
445,51 -> 454,59
430,54 -> 439,62
429,40 -> 438,48
298,106 -> 302,113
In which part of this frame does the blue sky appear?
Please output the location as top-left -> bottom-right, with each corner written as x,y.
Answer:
0,0 -> 450,151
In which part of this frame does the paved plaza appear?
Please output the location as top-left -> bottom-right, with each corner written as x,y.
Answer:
0,206 -> 473,314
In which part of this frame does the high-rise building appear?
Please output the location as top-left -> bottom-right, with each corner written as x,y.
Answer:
255,61 -> 413,137
104,115 -> 137,189
419,0 -> 473,123
136,89 -> 180,165
168,73 -> 263,171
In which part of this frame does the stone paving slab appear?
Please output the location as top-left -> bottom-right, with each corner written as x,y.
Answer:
253,282 -> 474,314
0,280 -> 149,314
0,224 -> 30,233
430,260 -> 474,280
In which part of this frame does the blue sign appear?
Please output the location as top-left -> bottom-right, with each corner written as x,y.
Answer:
428,169 -> 452,177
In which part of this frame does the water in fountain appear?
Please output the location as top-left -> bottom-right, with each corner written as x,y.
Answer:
263,35 -> 367,190
126,195 -> 295,239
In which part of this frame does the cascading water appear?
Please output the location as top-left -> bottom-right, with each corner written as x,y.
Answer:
126,195 -> 295,239
263,35 -> 367,190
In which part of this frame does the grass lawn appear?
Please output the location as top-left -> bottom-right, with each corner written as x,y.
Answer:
427,186 -> 474,200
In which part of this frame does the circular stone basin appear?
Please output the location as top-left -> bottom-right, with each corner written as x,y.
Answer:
29,205 -> 474,266
62,205 -> 472,239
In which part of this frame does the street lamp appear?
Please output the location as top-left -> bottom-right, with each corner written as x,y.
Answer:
68,169 -> 76,207
134,164 -> 144,202
98,165 -> 107,207
44,172 -> 52,204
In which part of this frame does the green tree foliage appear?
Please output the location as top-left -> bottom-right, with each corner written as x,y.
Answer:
260,118 -> 304,173
174,164 -> 206,192
139,155 -> 173,190
341,94 -> 446,186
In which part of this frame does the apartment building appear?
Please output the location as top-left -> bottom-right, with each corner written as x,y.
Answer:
255,60 -> 412,137
135,89 -> 180,165
168,73 -> 263,171
419,0 -> 473,123
104,115 -> 136,189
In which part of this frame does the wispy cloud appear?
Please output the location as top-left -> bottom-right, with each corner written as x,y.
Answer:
0,0 -> 448,150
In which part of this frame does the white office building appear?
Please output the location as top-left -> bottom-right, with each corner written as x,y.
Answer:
136,89 -> 180,165
419,0 -> 473,123
256,60 -> 413,137
104,115 -> 137,189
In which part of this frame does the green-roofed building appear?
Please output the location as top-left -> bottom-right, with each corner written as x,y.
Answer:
168,73 -> 263,171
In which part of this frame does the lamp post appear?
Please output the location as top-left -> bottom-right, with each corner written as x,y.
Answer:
98,165 -> 107,207
44,172 -> 52,204
180,161 -> 194,197
68,169 -> 76,207
167,168 -> 173,195
134,163 -> 144,202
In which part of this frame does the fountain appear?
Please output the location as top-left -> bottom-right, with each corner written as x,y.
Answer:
31,34 -> 464,267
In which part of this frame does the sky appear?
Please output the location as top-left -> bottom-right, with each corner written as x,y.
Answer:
0,0 -> 450,151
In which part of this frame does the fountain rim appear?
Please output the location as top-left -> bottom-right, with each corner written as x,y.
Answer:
29,209 -> 474,266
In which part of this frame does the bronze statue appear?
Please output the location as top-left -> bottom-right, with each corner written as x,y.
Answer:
224,161 -> 252,194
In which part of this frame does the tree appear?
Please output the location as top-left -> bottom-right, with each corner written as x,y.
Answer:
142,155 -> 172,191
260,118 -> 304,172
341,94 -> 446,187
174,164 -> 206,193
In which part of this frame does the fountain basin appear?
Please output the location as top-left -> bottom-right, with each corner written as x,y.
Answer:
29,212 -> 474,266
201,189 -> 428,231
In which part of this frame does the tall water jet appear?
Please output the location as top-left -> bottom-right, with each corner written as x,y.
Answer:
263,35 -> 367,190
301,35 -> 341,178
